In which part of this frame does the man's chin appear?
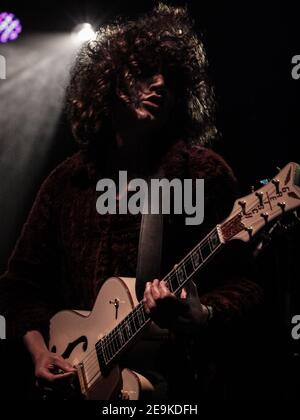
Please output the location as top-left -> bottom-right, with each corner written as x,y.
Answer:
136,107 -> 161,123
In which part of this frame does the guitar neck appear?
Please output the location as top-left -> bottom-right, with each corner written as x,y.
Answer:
163,226 -> 223,295
96,161 -> 300,370
96,226 -> 224,370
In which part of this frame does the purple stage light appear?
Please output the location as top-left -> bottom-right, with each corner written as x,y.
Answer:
0,12 -> 22,43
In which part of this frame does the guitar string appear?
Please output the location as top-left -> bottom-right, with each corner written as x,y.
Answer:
78,197 -> 258,380
83,187 -> 280,380
71,185 -> 279,387
80,196 -> 274,386
77,231 -> 217,375
99,180 -> 284,360
92,238 -> 215,362
81,210 -> 247,378
77,227 -> 217,372
82,243 -> 224,385
82,238 -> 223,379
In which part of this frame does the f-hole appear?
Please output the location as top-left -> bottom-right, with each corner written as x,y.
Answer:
51,336 -> 88,359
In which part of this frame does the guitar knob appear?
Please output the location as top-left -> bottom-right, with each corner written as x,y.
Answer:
260,212 -> 269,223
277,202 -> 286,212
238,200 -> 247,214
244,226 -> 253,237
256,191 -> 264,206
272,179 -> 280,194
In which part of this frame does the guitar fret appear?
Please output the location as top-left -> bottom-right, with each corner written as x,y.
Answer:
135,308 -> 144,330
165,275 -> 173,292
191,246 -> 203,270
208,230 -> 220,251
129,317 -> 136,335
117,327 -> 125,346
176,263 -> 187,285
184,256 -> 195,278
105,338 -> 113,361
169,272 -> 179,291
101,341 -> 109,365
134,310 -> 143,331
110,334 -> 118,354
97,340 -> 106,367
137,307 -> 145,325
200,241 -> 211,260
132,311 -> 139,332
124,320 -> 133,340
115,334 -> 122,351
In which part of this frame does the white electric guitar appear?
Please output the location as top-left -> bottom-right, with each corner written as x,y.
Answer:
49,162 -> 300,400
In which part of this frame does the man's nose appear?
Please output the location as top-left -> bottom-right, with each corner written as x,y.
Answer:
149,74 -> 165,93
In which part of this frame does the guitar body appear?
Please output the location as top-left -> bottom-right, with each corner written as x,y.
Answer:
49,277 -> 153,400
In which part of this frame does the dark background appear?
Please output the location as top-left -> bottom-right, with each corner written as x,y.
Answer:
0,0 -> 299,399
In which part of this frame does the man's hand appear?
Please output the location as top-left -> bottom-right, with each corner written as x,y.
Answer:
143,279 -> 210,333
33,350 -> 76,386
23,330 -> 76,390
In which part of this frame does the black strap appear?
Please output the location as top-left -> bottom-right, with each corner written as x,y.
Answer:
135,213 -> 164,301
135,174 -> 164,301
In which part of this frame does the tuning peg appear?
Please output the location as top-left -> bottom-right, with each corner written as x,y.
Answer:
238,200 -> 247,214
272,178 -> 280,194
244,226 -> 253,237
277,201 -> 286,212
256,191 -> 264,206
260,212 -> 269,223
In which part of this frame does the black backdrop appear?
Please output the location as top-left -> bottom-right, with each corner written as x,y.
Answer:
0,0 -> 299,400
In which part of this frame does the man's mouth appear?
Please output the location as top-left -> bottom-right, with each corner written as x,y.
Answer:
141,94 -> 163,109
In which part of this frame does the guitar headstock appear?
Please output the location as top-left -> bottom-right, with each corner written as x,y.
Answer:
219,162 -> 300,242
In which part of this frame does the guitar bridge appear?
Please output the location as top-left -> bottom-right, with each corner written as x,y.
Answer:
77,362 -> 88,397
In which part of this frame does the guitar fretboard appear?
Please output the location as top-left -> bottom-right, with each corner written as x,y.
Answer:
96,227 -> 223,370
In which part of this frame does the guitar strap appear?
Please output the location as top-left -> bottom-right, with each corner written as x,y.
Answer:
135,172 -> 164,302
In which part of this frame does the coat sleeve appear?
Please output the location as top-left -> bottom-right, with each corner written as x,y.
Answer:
0,170 -> 64,341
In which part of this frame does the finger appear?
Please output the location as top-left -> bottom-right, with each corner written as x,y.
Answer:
144,280 -> 160,299
159,280 -> 174,298
180,288 -> 187,299
143,282 -> 157,313
51,371 -> 76,382
37,368 -> 75,383
54,357 -> 76,373
144,282 -> 152,300
151,279 -> 161,300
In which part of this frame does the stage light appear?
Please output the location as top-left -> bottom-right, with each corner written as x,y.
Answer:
72,23 -> 96,43
0,12 -> 22,43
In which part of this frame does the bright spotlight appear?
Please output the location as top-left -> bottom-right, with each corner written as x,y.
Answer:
72,23 -> 96,43
0,12 -> 22,43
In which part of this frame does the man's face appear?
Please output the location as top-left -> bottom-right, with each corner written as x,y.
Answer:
114,72 -> 175,132
134,73 -> 174,123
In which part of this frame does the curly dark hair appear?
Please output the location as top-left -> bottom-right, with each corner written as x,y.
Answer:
66,3 -> 217,150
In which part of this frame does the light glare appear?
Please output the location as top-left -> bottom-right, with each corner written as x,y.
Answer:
72,23 -> 96,43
